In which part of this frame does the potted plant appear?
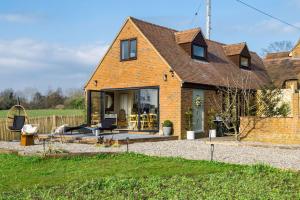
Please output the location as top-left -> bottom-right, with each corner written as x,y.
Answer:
162,120 -> 173,136
185,107 -> 195,140
208,108 -> 217,138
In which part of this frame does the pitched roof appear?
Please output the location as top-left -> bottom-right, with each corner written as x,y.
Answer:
175,28 -> 201,44
223,43 -> 246,56
265,52 -> 290,60
264,55 -> 300,88
130,17 -> 271,89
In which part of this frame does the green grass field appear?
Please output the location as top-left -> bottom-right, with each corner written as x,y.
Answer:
0,153 -> 299,199
0,109 -> 84,118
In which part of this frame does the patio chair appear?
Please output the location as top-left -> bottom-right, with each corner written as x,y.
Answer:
97,118 -> 117,133
64,124 -> 90,134
6,103 -> 28,133
8,116 -> 26,132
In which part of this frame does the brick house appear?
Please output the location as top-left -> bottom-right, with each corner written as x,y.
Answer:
264,40 -> 300,90
84,17 -> 270,139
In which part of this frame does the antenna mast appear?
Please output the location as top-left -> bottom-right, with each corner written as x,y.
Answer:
206,0 -> 211,39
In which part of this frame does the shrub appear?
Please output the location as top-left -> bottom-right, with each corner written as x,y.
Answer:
162,120 -> 173,127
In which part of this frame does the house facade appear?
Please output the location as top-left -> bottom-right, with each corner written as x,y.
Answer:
84,17 -> 270,139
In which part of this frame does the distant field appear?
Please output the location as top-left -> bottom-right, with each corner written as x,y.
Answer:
0,109 -> 84,118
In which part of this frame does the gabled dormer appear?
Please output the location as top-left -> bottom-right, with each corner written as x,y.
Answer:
175,28 -> 208,61
223,42 -> 251,69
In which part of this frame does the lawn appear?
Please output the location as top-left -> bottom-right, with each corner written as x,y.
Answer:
0,109 -> 84,118
0,153 -> 299,199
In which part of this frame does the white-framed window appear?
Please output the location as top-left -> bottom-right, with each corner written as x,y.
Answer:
192,44 -> 206,60
240,56 -> 249,67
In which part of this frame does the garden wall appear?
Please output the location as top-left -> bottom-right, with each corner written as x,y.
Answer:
240,92 -> 300,144
0,115 -> 84,141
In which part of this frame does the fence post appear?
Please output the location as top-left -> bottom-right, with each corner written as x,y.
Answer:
52,115 -> 57,130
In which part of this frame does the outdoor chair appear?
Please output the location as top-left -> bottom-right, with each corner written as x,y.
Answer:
64,124 -> 89,134
9,116 -> 26,132
97,118 -> 117,133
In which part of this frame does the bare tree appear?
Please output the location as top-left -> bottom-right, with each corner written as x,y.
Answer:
261,40 -> 293,56
210,73 -> 289,140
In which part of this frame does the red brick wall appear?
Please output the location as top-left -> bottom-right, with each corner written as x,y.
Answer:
240,93 -> 300,144
85,19 -> 183,137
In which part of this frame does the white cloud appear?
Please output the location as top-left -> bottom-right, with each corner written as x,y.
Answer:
0,13 -> 37,23
234,19 -> 300,35
0,39 -> 109,91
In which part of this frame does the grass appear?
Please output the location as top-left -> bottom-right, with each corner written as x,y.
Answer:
0,109 -> 84,118
0,153 -> 300,199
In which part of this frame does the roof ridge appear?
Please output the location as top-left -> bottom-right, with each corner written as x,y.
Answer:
223,42 -> 246,47
206,39 -> 226,46
174,27 -> 201,35
129,16 -> 178,32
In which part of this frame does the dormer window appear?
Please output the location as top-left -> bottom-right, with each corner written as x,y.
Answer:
240,56 -> 249,68
121,38 -> 137,61
192,44 -> 206,60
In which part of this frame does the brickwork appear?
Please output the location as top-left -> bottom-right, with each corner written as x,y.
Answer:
240,93 -> 300,144
85,19 -> 183,138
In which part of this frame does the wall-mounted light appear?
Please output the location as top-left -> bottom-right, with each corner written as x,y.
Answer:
169,69 -> 175,77
163,74 -> 168,81
94,80 -> 98,87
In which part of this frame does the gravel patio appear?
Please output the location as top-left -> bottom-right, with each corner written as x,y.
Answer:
1,140 -> 300,171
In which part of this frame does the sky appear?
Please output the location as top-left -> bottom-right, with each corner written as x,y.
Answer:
0,0 -> 299,93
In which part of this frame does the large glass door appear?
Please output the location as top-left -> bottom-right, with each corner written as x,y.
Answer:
139,89 -> 159,131
94,87 -> 159,131
87,91 -> 103,126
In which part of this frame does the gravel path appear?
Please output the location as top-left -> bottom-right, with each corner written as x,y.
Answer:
1,140 -> 300,170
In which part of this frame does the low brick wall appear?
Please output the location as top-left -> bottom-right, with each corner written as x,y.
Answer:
240,93 -> 300,144
240,117 -> 300,144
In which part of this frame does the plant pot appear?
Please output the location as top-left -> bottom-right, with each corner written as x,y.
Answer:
187,131 -> 195,140
163,127 -> 172,136
209,129 -> 217,138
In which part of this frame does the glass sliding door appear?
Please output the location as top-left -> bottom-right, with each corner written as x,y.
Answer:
88,91 -> 102,126
139,89 -> 159,131
99,87 -> 159,132
103,89 -> 139,130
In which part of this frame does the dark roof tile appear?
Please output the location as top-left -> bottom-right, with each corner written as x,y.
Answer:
130,17 -> 271,89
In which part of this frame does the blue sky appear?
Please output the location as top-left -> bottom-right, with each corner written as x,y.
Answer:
0,0 -> 299,93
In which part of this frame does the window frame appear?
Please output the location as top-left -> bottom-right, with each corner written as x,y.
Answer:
240,56 -> 250,69
191,44 -> 207,61
120,38 -> 137,61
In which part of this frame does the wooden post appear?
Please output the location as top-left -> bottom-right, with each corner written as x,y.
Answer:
52,115 -> 57,130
